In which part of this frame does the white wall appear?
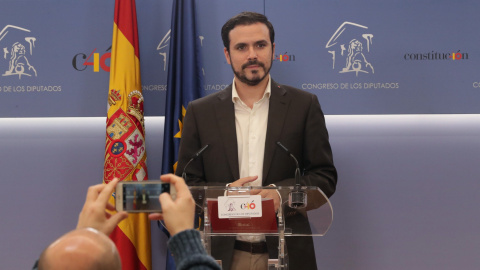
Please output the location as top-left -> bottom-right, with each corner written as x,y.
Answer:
1,115 -> 479,269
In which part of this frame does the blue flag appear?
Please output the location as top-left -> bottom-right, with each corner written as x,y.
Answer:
162,0 -> 203,176
161,0 -> 203,269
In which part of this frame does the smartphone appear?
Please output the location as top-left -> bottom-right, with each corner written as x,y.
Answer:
115,181 -> 176,213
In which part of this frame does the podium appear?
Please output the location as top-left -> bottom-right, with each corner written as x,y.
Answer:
189,186 -> 333,270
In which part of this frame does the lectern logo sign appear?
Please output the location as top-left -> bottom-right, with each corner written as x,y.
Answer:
240,200 -> 256,210
218,195 -> 262,218
326,22 -> 374,76
0,25 -> 37,79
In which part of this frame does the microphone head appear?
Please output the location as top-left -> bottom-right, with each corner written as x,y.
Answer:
276,141 -> 290,154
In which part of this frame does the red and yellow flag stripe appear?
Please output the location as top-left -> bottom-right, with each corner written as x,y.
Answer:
103,0 -> 151,269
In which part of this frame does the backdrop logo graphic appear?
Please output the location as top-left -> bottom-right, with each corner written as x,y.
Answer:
156,30 -> 170,71
72,46 -> 111,72
449,51 -> 467,60
403,50 -> 469,61
326,22 -> 374,76
274,52 -> 295,62
0,25 -> 37,79
156,30 -> 206,76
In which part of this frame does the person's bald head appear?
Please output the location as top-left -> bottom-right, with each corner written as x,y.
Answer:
38,228 -> 121,270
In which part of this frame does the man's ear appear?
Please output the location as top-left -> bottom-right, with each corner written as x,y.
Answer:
224,47 -> 231,65
272,43 -> 276,60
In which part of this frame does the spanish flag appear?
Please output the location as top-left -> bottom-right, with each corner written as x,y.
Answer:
103,0 -> 151,269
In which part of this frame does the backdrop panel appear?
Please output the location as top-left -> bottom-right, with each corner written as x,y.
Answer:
1,0 -> 480,117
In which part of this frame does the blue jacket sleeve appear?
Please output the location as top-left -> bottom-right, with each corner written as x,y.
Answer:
168,229 -> 221,270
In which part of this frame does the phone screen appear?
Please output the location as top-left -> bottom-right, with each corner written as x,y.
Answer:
121,182 -> 170,212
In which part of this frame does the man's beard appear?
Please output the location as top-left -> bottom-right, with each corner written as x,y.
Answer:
231,59 -> 272,86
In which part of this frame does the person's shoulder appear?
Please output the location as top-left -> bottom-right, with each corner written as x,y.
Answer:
273,80 -> 315,99
191,86 -> 232,106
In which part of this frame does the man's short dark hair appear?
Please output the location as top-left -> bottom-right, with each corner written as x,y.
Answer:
221,11 -> 275,52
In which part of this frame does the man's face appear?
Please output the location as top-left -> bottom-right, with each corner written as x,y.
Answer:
224,23 -> 275,86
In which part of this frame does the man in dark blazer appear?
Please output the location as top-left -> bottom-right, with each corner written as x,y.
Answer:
176,11 -> 337,270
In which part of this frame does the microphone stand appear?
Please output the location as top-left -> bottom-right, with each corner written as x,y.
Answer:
276,142 -> 307,208
182,144 -> 209,182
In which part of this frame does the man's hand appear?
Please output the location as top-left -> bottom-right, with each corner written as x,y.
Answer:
226,176 -> 258,195
76,178 -> 128,235
228,176 -> 258,187
227,176 -> 280,210
148,174 -> 195,236
252,188 -> 281,211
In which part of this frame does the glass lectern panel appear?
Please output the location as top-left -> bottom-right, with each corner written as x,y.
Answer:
189,186 -> 333,237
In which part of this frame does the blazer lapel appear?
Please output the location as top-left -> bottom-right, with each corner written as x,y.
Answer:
214,86 -> 240,180
263,80 -> 290,183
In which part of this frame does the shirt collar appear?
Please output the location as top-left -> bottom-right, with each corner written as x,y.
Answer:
232,75 -> 271,104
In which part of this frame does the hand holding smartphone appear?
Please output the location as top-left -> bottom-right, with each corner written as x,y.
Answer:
148,174 -> 196,236
115,181 -> 176,213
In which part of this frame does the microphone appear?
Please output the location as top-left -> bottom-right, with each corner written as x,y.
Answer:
181,144 -> 209,181
276,142 -> 307,208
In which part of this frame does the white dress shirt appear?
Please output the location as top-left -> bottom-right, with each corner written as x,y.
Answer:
231,76 -> 271,243
232,77 -> 271,185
